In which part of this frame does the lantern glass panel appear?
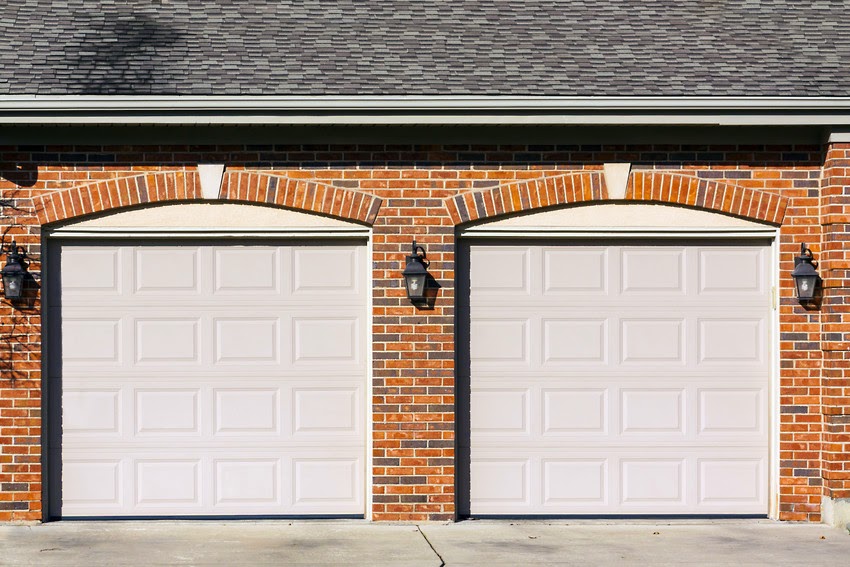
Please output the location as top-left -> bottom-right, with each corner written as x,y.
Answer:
3,273 -> 23,299
405,273 -> 427,299
795,274 -> 817,300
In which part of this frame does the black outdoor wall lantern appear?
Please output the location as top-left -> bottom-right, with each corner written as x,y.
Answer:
1,240 -> 27,300
402,240 -> 429,303
791,242 -> 819,303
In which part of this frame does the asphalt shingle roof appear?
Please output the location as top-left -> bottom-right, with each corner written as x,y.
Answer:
1,0 -> 849,96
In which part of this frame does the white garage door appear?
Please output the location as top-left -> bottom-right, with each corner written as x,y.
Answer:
465,241 -> 771,515
51,241 -> 366,517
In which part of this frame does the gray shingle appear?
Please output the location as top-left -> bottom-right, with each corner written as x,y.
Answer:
1,0 -> 849,96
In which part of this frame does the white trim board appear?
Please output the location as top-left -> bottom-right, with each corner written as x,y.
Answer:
4,95 -> 850,126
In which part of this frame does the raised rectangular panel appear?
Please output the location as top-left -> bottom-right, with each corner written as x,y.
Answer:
470,460 -> 529,504
543,389 -> 606,433
621,460 -> 684,503
215,460 -> 279,504
470,247 -> 528,293
700,248 -> 764,293
621,248 -> 684,293
134,248 -> 198,292
543,249 -> 607,293
136,460 -> 200,504
135,319 -> 198,362
294,388 -> 357,433
621,320 -> 683,363
471,389 -> 529,434
293,318 -> 358,362
135,390 -> 199,434
699,459 -> 763,504
699,319 -> 763,363
292,248 -> 358,293
215,389 -> 278,434
543,460 -> 607,503
63,461 -> 121,505
469,319 -> 528,363
622,389 -> 684,433
63,390 -> 120,434
215,318 -> 279,363
61,248 -> 119,292
699,389 -> 763,433
293,459 -> 359,504
214,248 -> 278,292
63,319 -> 120,363
543,319 -> 607,363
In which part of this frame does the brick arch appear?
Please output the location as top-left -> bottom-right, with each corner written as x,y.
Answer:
627,171 -> 788,225
445,171 -> 604,225
444,170 -> 788,226
219,171 -> 381,225
33,170 -> 382,226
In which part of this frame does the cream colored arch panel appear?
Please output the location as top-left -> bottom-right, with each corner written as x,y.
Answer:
467,203 -> 773,231
59,203 -> 363,230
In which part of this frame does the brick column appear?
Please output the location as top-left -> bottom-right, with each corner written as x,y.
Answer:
0,192 -> 42,521
777,166 -> 824,521
820,142 -> 850,506
370,183 -> 455,521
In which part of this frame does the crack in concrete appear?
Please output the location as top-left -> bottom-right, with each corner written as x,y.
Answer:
416,525 -> 445,567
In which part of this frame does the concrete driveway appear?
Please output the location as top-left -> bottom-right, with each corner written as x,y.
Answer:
0,519 -> 848,566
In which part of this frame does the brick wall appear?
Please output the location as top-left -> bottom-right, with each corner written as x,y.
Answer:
0,142 -> 845,522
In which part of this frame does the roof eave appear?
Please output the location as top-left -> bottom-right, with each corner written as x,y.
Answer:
3,95 -> 850,126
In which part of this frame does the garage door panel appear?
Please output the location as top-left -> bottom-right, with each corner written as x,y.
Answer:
213,247 -> 280,293
697,458 -> 766,507
698,388 -> 765,436
57,242 -> 366,517
135,459 -> 202,506
470,459 -> 530,507
620,389 -> 685,434
542,389 -> 608,434
63,318 -> 122,365
135,318 -> 201,364
471,389 -> 530,435
291,247 -> 362,295
214,317 -> 280,364
620,248 -> 685,294
542,318 -> 609,365
134,247 -> 200,294
620,319 -> 685,364
63,389 -> 122,436
543,459 -> 609,505
292,317 -> 361,364
698,318 -> 765,365
698,247 -> 766,295
135,389 -> 200,435
470,318 -> 530,366
61,247 -> 121,294
543,248 -> 608,294
214,459 -> 282,506
62,459 -> 123,509
214,388 -> 280,435
292,457 -> 363,511
467,241 -> 770,516
470,247 -> 530,294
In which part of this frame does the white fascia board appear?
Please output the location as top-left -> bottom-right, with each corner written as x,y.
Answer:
3,95 -> 850,125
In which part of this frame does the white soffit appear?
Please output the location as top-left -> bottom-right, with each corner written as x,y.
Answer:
52,202 -> 365,234
464,203 -> 772,231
